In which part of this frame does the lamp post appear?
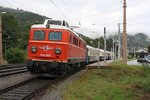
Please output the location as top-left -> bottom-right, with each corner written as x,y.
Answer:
118,23 -> 121,59
92,24 -> 101,49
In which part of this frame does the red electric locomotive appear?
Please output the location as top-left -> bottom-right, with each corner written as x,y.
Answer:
27,19 -> 86,76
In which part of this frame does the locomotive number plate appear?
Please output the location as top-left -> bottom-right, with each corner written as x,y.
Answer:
40,54 -> 51,57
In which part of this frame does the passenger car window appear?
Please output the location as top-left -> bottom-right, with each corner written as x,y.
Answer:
33,30 -> 45,40
49,32 -> 62,40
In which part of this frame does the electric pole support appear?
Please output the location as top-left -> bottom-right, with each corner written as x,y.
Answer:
104,27 -> 106,63
123,0 -> 127,64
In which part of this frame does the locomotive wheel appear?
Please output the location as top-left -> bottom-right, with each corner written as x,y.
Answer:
67,64 -> 75,74
67,64 -> 72,74
77,63 -> 81,69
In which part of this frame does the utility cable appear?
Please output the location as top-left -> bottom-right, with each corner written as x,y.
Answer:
50,0 -> 68,20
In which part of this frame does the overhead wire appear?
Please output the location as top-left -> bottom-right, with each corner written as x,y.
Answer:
50,0 -> 69,20
61,0 -> 78,22
3,0 -> 14,9
61,0 -> 74,22
62,0 -> 70,11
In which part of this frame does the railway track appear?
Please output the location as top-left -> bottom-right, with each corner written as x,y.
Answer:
0,64 -> 78,99
0,76 -> 65,100
0,67 -> 80,99
0,64 -> 28,77
0,66 -> 73,100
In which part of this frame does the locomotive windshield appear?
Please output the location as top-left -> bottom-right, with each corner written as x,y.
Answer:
33,30 -> 45,40
49,32 -> 62,41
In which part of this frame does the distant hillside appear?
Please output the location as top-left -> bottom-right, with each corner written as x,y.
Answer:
0,6 -> 48,22
0,6 -> 48,32
80,33 -> 93,45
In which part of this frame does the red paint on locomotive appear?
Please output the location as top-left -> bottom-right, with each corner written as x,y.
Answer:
27,19 -> 86,75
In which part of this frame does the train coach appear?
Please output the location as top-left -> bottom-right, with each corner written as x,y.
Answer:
27,19 -> 87,76
86,45 -> 99,63
86,45 -> 113,64
99,50 -> 113,61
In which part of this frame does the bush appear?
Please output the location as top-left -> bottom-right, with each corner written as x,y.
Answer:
128,55 -> 132,59
5,48 -> 25,64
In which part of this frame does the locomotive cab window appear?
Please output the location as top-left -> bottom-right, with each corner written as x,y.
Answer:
49,32 -> 62,41
33,30 -> 45,40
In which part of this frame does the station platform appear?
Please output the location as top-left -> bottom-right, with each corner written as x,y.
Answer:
86,60 -> 113,69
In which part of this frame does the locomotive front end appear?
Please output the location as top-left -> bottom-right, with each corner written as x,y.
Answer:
27,26 -> 69,75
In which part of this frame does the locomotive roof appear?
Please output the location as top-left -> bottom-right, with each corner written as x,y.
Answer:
31,19 -> 70,29
31,19 -> 86,43
31,24 -> 69,30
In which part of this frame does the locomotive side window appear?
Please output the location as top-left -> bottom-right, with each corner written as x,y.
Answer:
49,32 -> 62,41
69,33 -> 72,43
79,40 -> 81,47
33,30 -> 45,40
73,37 -> 78,46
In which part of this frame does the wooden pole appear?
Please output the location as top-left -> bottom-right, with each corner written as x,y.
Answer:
123,0 -> 127,64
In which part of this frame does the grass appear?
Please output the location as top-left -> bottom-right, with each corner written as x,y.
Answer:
63,61 -> 150,100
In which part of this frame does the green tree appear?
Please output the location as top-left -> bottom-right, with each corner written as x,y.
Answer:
134,33 -> 149,48
18,22 -> 32,49
106,38 -> 113,51
5,48 -> 25,64
2,13 -> 19,52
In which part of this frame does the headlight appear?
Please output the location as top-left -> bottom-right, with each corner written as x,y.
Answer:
55,48 -> 61,54
31,46 -> 37,53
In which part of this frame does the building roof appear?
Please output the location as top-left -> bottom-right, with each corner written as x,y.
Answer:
136,48 -> 148,53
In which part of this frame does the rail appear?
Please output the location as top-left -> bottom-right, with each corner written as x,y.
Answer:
0,77 -> 64,100
0,64 -> 28,77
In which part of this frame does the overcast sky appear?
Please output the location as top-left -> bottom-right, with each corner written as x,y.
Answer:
0,0 -> 150,38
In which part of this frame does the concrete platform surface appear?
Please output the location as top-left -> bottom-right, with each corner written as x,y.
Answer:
127,59 -> 139,65
86,60 -> 113,69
